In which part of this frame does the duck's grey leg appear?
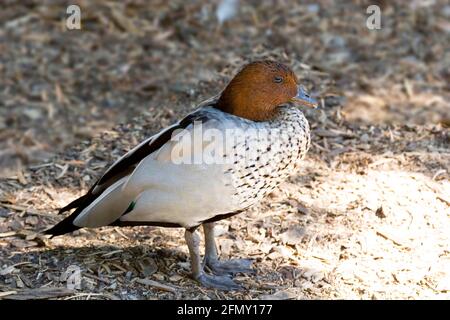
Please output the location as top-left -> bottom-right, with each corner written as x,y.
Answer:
203,222 -> 255,275
184,227 -> 240,290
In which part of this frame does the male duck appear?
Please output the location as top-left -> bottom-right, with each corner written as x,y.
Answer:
46,60 -> 317,290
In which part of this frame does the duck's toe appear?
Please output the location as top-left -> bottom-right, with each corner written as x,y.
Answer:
195,273 -> 243,291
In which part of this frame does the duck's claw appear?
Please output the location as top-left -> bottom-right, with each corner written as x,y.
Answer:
195,273 -> 242,291
206,259 -> 255,276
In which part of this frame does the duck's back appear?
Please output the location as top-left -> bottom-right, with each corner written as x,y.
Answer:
49,104 -> 310,232
117,106 -> 310,228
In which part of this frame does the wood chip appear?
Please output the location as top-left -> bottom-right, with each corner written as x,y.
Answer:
101,249 -> 123,257
134,278 -> 177,293
279,226 -> 305,245
0,231 -> 16,238
0,291 -> 18,298
138,258 -> 158,277
376,229 -> 411,250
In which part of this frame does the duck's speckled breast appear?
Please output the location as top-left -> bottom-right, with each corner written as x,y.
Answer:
225,106 -> 311,207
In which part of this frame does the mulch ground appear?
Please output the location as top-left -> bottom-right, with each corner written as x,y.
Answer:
0,0 -> 449,299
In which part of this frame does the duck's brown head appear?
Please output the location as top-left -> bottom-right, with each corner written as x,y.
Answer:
216,60 -> 317,121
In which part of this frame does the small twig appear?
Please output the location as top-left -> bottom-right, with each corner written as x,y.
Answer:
83,273 -> 112,284
114,227 -> 130,240
101,250 -> 124,258
424,182 -> 450,206
63,293 -> 105,300
376,231 -> 411,250
0,231 -> 17,238
368,158 -> 396,168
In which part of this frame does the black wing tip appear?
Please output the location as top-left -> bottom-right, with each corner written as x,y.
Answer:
43,219 -> 81,237
58,194 -> 89,214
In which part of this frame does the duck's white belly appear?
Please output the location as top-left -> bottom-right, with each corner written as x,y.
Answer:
120,106 -> 310,228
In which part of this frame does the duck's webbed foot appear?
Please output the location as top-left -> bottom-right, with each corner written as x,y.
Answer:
195,273 -> 242,291
203,222 -> 256,276
205,258 -> 255,276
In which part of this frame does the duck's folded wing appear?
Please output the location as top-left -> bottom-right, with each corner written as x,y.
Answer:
45,98 -> 219,236
74,106 -> 253,230
61,95 -> 221,214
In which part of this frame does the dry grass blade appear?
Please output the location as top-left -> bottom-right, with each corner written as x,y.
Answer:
0,0 -> 448,300
0,291 -> 18,298
2,288 -> 74,300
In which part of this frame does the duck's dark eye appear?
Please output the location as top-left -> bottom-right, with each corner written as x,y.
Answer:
274,76 -> 283,83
